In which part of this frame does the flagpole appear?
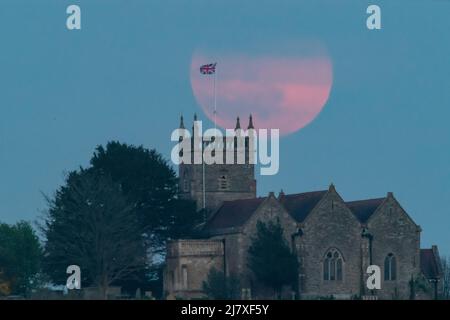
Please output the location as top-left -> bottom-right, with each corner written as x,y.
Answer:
202,142 -> 206,213
205,63 -> 217,215
201,62 -> 217,217
214,64 -> 217,130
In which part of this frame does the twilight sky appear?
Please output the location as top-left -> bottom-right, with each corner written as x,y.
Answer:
0,1 -> 449,255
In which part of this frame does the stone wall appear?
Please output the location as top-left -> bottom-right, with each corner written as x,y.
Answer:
180,163 -> 256,213
240,193 -> 298,298
367,193 -> 421,299
164,239 -> 224,299
297,187 -> 363,299
166,180 -> 425,300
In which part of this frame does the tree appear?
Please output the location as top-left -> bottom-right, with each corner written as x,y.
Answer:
0,271 -> 11,296
247,219 -> 298,298
42,170 -> 147,298
0,221 -> 42,297
441,256 -> 450,300
202,267 -> 240,300
166,199 -> 200,240
409,274 -> 429,300
90,141 -> 202,249
42,142 -> 202,295
88,142 -> 202,294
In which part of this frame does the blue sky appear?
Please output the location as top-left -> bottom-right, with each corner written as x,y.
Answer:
0,1 -> 449,255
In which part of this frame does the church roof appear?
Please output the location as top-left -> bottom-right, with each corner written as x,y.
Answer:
203,191 -> 394,233
203,190 -> 328,233
345,198 -> 385,223
203,197 -> 266,231
279,190 -> 327,222
420,248 -> 442,280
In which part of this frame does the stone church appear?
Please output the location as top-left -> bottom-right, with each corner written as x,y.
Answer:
163,115 -> 442,300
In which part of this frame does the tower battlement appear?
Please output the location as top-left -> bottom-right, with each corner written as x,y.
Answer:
178,114 -> 257,213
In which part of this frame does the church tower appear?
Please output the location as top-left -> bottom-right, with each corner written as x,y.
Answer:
178,114 -> 257,215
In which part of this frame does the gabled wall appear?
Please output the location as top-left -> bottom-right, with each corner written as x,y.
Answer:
297,186 -> 362,299
163,185 -> 425,300
239,193 -> 298,298
367,193 -> 421,299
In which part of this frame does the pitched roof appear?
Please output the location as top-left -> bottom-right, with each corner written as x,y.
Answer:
420,248 -> 442,279
203,190 -> 392,233
345,198 -> 385,223
203,190 -> 328,233
280,190 -> 327,222
203,197 -> 266,231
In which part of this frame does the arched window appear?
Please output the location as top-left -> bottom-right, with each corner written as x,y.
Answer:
384,253 -> 397,281
323,248 -> 343,281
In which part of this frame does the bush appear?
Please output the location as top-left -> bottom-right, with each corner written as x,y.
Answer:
202,268 -> 240,300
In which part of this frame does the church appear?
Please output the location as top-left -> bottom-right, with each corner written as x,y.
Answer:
163,115 -> 442,300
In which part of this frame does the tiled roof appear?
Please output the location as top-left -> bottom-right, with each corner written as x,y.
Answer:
203,190 -> 328,233
203,191 -> 393,233
345,198 -> 385,223
203,197 -> 266,231
280,190 -> 327,222
420,248 -> 442,279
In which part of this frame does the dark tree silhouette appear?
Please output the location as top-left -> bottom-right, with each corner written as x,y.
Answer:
43,142 -> 202,296
43,170 -> 146,298
0,221 -> 42,297
247,219 -> 298,299
90,141 -> 201,248
441,256 -> 450,300
202,267 -> 240,300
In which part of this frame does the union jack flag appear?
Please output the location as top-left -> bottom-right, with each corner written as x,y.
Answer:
200,63 -> 217,75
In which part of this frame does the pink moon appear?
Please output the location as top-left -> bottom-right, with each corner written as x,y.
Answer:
190,43 -> 333,136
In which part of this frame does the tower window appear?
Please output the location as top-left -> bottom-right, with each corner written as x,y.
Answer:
384,253 -> 397,281
323,248 -> 344,281
182,172 -> 189,192
182,265 -> 188,289
170,271 -> 175,291
218,175 -> 229,190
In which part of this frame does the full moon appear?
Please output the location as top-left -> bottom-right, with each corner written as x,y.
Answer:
190,41 -> 333,136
